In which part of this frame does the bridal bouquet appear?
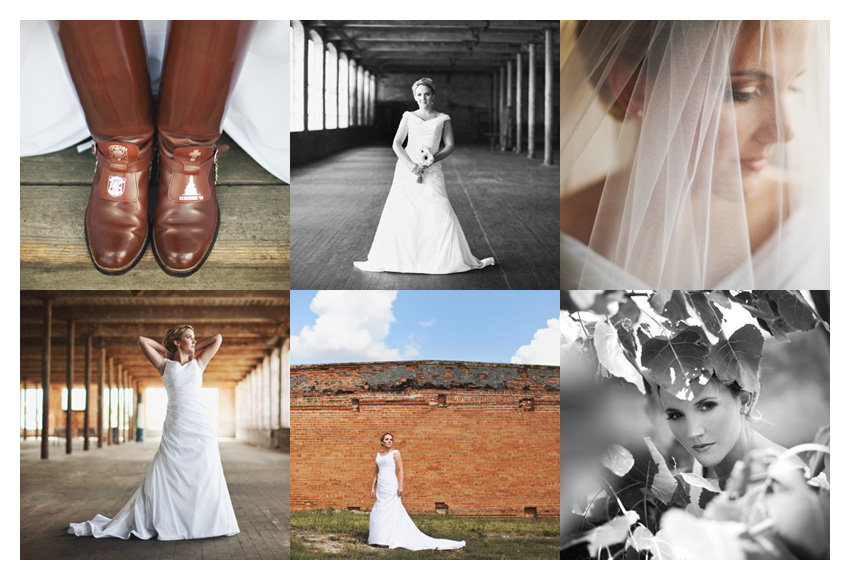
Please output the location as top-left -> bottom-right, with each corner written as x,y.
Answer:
413,145 -> 434,183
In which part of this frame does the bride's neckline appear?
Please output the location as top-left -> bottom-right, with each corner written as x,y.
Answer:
379,450 -> 396,457
409,111 -> 445,122
167,357 -> 196,368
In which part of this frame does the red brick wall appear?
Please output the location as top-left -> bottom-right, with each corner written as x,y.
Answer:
291,361 -> 559,518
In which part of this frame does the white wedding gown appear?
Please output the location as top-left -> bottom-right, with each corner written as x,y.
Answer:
68,359 -> 239,540
354,112 -> 495,274
367,450 -> 465,551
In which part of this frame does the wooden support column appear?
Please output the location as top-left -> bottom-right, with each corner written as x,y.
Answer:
349,59 -> 357,126
506,59 -> 513,150
515,52 -> 523,154
129,378 -> 135,442
358,65 -> 365,126
41,297 -> 52,460
335,50 -> 343,129
83,334 -> 91,451
528,42 -> 537,159
300,24 -> 309,133
107,357 -> 113,445
117,364 -> 124,444
490,71 -> 497,137
124,370 -> 131,443
370,74 -> 377,125
97,343 -> 104,448
318,33 -> 326,130
65,319 -> 75,454
21,380 -> 27,440
544,28 -> 554,166
498,65 -> 506,150
83,335 -> 92,451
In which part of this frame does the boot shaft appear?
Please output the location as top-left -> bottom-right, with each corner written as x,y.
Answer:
156,21 -> 256,154
58,20 -> 155,144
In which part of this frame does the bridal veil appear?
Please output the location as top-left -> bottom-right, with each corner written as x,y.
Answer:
560,21 -> 829,289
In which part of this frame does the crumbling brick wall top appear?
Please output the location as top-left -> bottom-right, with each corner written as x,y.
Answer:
291,360 -> 559,394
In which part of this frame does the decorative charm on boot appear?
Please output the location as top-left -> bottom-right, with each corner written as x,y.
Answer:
153,143 -> 229,277
85,140 -> 152,275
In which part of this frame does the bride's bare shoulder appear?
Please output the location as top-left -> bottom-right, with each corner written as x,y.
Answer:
561,177 -> 605,245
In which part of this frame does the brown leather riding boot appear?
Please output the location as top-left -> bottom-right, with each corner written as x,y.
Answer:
58,21 -> 154,275
153,21 -> 256,276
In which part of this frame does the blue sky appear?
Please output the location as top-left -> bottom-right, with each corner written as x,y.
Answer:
290,290 -> 559,365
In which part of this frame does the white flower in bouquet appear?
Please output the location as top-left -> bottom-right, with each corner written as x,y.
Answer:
413,145 -> 434,183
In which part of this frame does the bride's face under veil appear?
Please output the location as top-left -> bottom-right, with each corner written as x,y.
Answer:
560,21 -> 829,289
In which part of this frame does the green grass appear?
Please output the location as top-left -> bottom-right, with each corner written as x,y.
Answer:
290,509 -> 559,560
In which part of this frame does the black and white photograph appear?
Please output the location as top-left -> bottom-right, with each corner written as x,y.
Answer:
290,20 -> 559,290
19,291 -> 290,559
559,290 -> 829,559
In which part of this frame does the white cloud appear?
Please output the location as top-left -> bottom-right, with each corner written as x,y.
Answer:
291,291 -> 404,363
419,319 -> 437,328
403,334 -> 421,358
511,318 -> 560,365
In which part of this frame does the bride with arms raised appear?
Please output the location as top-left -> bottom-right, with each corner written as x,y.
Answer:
355,77 -> 494,274
560,21 -> 829,289
68,325 -> 239,540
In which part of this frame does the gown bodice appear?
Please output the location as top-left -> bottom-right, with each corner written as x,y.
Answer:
403,112 -> 449,158
162,358 -> 204,407
376,450 -> 399,480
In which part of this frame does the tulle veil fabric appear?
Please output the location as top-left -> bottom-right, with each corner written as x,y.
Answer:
560,21 -> 829,289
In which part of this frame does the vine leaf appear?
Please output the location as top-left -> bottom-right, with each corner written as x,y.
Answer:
645,437 -> 677,504
611,296 -> 642,326
640,326 -> 712,396
710,324 -> 764,394
616,319 -> 638,360
626,525 -> 674,560
767,290 -> 824,332
602,444 -> 635,477
708,290 -> 732,309
680,472 -> 722,494
585,510 -> 639,557
730,292 -> 791,342
659,510 -> 747,559
649,291 -> 673,315
594,320 -> 645,393
650,291 -> 690,331
687,292 -> 725,337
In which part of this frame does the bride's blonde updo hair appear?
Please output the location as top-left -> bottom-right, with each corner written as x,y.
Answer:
411,77 -> 436,95
163,324 -> 194,354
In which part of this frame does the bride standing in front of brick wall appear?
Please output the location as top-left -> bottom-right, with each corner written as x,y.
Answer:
367,432 -> 465,550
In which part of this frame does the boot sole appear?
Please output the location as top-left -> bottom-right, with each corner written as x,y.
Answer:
152,205 -> 220,277
84,209 -> 149,276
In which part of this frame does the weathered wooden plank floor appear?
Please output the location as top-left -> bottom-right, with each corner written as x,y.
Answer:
290,145 -> 559,290
20,134 -> 289,289
20,438 -> 289,559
